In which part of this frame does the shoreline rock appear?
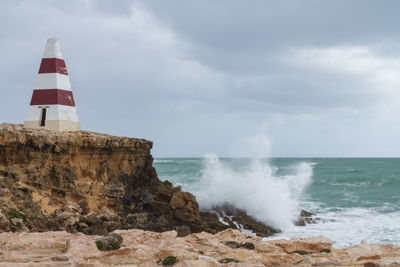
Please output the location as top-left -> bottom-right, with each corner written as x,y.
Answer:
294,210 -> 335,226
0,228 -> 399,266
209,205 -> 280,237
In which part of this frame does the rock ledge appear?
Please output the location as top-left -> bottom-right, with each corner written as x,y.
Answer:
0,229 -> 399,266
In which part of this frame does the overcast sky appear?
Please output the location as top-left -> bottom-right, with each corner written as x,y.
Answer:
2,0 -> 400,157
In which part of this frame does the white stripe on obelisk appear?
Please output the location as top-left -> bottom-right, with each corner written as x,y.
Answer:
34,73 -> 72,91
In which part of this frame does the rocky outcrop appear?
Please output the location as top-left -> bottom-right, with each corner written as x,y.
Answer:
0,228 -> 399,266
294,209 -> 333,226
211,205 -> 280,237
0,123 -> 275,237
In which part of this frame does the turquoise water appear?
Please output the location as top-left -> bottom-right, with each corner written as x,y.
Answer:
154,157 -> 400,247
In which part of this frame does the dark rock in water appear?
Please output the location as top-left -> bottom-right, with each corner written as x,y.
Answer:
295,209 -> 334,226
210,205 -> 280,237
300,210 -> 314,217
295,210 -> 314,226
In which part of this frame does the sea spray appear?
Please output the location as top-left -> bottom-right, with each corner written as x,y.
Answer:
194,155 -> 313,229
154,158 -> 400,247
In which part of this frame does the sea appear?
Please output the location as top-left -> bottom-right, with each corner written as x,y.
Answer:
154,157 -> 400,248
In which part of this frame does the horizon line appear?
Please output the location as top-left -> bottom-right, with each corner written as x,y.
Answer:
153,156 -> 400,159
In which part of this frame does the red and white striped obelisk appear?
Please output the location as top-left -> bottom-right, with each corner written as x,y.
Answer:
24,37 -> 80,131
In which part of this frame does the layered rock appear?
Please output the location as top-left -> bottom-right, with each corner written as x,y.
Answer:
0,123 -> 275,236
0,228 -> 399,266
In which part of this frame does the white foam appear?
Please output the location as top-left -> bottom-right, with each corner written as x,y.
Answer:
194,153 -> 313,229
265,207 -> 400,248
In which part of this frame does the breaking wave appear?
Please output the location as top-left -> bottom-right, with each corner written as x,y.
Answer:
194,154 -> 313,229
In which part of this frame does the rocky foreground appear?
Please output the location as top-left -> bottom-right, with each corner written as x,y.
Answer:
0,228 -> 399,266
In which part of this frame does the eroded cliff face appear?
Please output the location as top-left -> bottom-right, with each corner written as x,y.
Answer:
0,123 -> 154,213
0,123 -> 280,237
0,123 -> 232,236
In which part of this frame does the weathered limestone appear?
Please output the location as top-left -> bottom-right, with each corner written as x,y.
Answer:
0,229 -> 399,266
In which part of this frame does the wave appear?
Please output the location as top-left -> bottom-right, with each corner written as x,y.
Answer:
193,154 -> 313,230
266,207 -> 400,248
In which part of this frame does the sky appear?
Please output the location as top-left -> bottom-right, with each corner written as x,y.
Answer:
1,0 -> 400,157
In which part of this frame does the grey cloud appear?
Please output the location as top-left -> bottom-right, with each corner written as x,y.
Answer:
136,0 -> 400,73
2,0 -> 400,157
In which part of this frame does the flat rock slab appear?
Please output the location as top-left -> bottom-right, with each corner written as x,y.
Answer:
0,229 -> 399,266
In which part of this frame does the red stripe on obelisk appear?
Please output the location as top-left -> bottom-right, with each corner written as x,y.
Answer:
38,58 -> 68,75
30,89 -> 75,106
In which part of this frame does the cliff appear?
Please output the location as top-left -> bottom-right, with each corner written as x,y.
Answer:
0,228 -> 399,266
2,123 -> 395,266
0,123 -> 275,237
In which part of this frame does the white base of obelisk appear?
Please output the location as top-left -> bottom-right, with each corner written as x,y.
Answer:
24,120 -> 80,131
24,104 -> 80,131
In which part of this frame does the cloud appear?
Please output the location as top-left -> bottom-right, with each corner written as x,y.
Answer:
291,46 -> 400,118
2,1 -> 400,156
